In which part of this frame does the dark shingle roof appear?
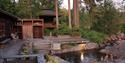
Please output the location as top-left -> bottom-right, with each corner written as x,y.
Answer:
39,9 -> 61,17
0,9 -> 19,20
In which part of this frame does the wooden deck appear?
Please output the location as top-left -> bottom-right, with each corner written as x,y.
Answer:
0,39 -> 24,58
0,39 -> 45,63
27,37 -> 89,44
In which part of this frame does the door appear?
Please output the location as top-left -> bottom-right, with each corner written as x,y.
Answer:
33,26 -> 43,38
22,22 -> 33,39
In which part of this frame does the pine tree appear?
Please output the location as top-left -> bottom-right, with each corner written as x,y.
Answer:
17,0 -> 32,18
0,0 -> 17,15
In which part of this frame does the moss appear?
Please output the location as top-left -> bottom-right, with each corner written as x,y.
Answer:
45,54 -> 59,63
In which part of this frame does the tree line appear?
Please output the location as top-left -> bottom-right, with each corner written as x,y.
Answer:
59,0 -> 125,43
0,0 -> 63,18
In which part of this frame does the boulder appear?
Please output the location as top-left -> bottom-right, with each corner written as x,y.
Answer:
85,43 -> 99,50
99,40 -> 125,58
100,49 -> 111,54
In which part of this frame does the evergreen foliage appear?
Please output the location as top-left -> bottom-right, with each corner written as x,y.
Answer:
80,29 -> 107,44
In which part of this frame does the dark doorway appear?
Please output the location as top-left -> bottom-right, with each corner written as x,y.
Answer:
33,26 -> 43,38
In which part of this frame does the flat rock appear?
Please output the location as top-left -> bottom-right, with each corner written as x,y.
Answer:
85,43 -> 99,50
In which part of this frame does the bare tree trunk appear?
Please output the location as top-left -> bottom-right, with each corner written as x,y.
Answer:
68,0 -> 72,29
55,0 -> 59,29
73,0 -> 79,28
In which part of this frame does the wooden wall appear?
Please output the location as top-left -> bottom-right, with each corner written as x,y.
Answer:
22,21 -> 33,39
0,18 -> 14,41
17,19 -> 44,39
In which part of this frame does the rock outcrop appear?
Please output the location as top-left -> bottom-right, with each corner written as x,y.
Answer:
85,43 -> 99,50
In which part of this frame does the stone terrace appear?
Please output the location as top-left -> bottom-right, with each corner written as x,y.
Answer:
0,39 -> 24,58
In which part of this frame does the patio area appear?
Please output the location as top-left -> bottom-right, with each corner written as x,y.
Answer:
0,39 -> 25,58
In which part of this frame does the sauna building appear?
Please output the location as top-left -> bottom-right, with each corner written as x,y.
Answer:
0,9 -> 18,45
16,9 -> 59,39
0,9 -> 59,40
39,9 -> 60,30
16,19 -> 44,39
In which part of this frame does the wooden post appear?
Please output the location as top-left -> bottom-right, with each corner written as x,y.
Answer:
55,0 -> 59,29
68,0 -> 72,29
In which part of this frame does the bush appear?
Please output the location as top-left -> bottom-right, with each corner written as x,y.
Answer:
44,54 -> 59,63
58,23 -> 71,35
52,23 -> 72,36
80,29 -> 107,44
70,31 -> 81,36
70,27 -> 81,36
52,29 -> 59,36
44,29 -> 52,36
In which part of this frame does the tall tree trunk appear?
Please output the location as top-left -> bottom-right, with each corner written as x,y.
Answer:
55,0 -> 59,29
68,0 -> 72,29
73,0 -> 79,28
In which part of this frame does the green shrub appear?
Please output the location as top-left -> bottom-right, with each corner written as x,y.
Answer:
70,27 -> 81,36
52,23 -> 72,35
32,46 -> 39,54
52,29 -> 59,36
44,29 -> 52,36
80,29 -> 107,44
44,54 -> 59,63
58,23 -> 71,35
70,31 -> 81,36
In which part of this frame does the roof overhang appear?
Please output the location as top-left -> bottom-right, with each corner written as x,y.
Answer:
39,9 -> 61,18
0,9 -> 19,21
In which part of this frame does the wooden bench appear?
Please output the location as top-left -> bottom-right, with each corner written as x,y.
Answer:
0,38 -> 11,48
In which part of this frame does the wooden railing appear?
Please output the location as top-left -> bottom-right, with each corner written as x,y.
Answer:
1,54 -> 45,63
44,23 -> 56,28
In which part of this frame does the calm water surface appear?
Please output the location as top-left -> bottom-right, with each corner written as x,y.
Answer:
56,50 -> 105,63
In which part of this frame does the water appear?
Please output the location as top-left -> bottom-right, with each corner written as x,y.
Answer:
56,50 -> 105,63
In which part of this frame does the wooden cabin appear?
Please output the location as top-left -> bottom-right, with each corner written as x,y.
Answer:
39,9 -> 59,29
16,19 -> 44,39
0,9 -> 18,45
16,9 -> 59,39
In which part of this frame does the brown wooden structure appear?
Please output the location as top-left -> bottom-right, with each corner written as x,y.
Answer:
0,9 -> 18,44
17,19 -> 44,39
39,9 -> 59,30
0,9 -> 18,48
